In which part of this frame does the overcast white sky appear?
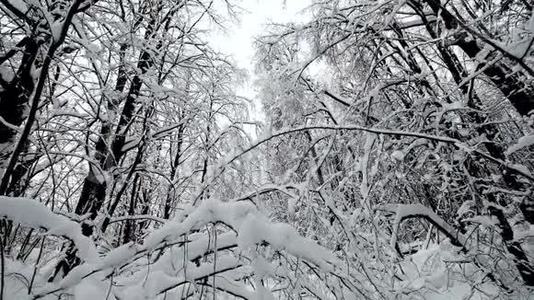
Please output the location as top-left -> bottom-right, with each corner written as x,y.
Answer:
208,0 -> 312,127
210,0 -> 310,71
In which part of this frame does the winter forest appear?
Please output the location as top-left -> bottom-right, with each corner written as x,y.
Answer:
0,0 -> 534,298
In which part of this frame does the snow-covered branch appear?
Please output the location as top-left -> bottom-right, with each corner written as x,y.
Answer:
379,203 -> 466,253
0,196 -> 97,262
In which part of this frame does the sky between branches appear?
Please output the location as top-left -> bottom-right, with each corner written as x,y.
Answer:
209,0 -> 312,127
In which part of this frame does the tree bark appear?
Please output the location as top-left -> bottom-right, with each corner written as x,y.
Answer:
419,0 -> 534,116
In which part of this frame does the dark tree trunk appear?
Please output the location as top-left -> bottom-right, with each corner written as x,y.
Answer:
122,174 -> 140,244
398,6 -> 534,285
0,38 -> 39,148
53,14 -> 158,280
420,0 -> 534,116
164,122 -> 184,219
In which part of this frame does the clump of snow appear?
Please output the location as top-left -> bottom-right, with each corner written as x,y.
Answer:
237,213 -> 335,271
142,199 -> 336,270
1,258 -> 34,300
506,134 -> 534,155
387,203 -> 465,250
0,196 -> 97,262
396,242 -> 498,299
510,163 -> 532,177
32,198 -> 339,297
7,0 -> 27,13
464,215 -> 499,227
73,278 -> 108,300
0,65 -> 15,82
391,150 -> 404,161
50,21 -> 64,43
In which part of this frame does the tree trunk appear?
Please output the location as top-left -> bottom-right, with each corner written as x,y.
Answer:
412,0 -> 534,284
419,0 -> 534,116
52,12 -> 158,280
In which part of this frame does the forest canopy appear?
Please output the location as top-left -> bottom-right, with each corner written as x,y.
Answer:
0,0 -> 533,299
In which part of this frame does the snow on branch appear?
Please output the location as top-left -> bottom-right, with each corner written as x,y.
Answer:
132,255 -> 244,298
0,196 -> 98,262
212,125 -> 534,192
379,203 -> 466,253
506,134 -> 534,156
144,199 -> 337,270
34,199 -> 338,298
